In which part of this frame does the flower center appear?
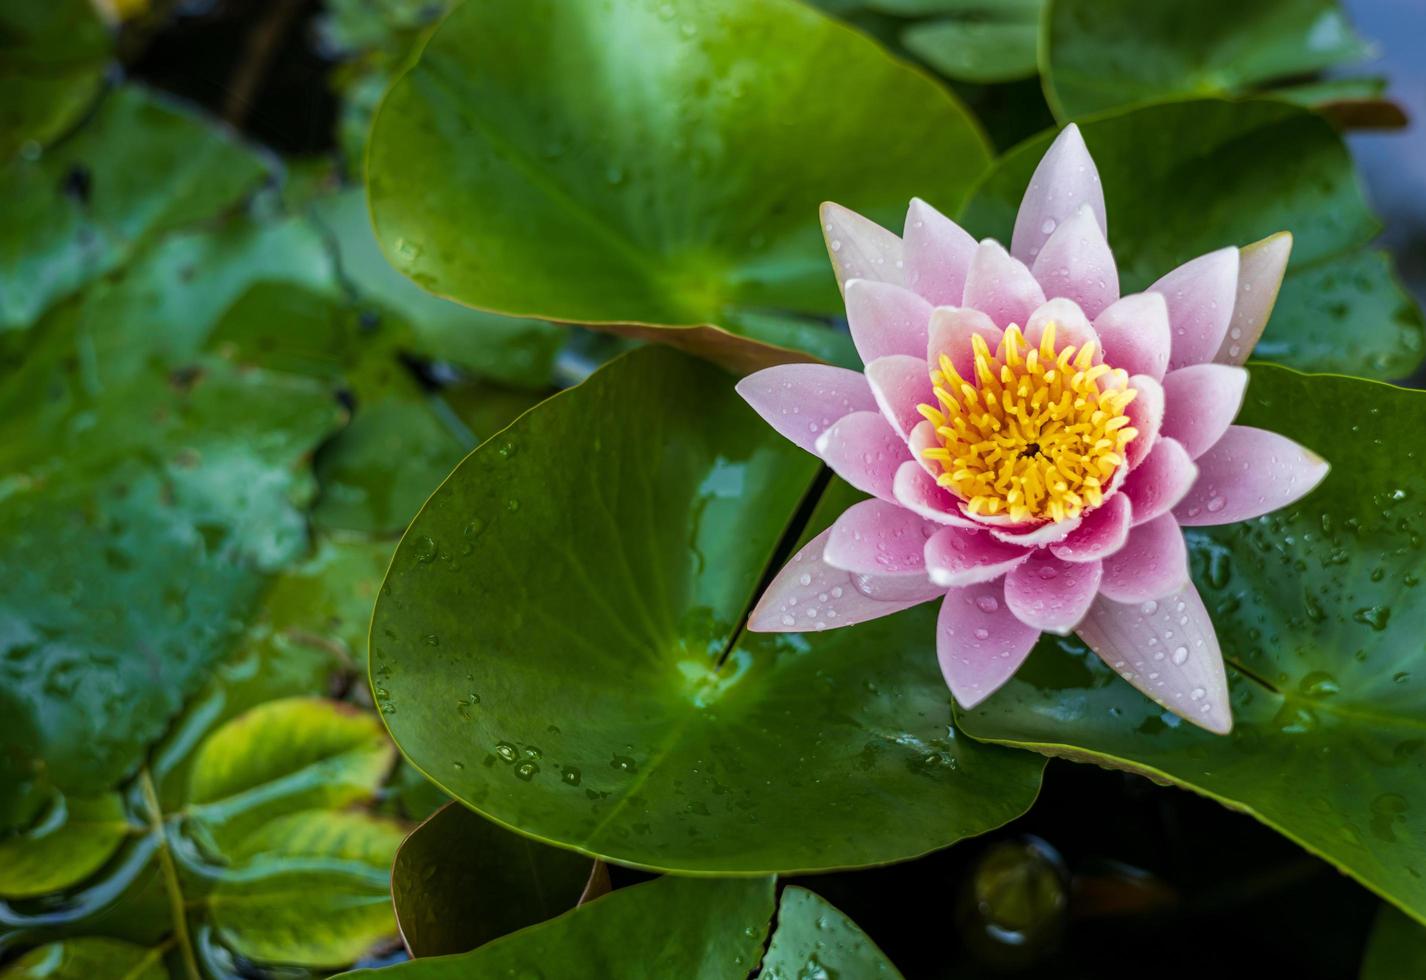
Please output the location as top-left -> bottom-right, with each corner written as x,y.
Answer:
915,321 -> 1138,524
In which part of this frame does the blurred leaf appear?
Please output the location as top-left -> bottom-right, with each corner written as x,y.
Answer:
960,366 -> 1426,926
1043,0 -> 1371,119
392,802 -> 595,957
340,875 -> 776,979
0,794 -> 133,899
0,86 -> 271,331
206,810 -> 404,969
0,0 -> 110,161
371,346 -> 1043,874
1362,905 -> 1426,979
367,0 -> 990,365
961,99 -> 1424,379
761,886 -> 904,978
310,191 -> 564,389
185,698 -> 395,854
900,0 -> 1043,84
0,938 -> 168,979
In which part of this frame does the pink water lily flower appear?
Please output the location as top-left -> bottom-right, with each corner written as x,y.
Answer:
737,124 -> 1328,734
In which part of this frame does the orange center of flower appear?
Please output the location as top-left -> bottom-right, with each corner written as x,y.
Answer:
915,321 -> 1138,524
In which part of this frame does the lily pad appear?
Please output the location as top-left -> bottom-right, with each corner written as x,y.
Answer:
367,0 -> 990,364
761,886 -> 904,978
341,875 -> 776,979
371,345 -> 1043,874
391,802 -> 596,957
0,0 -> 111,161
1043,0 -> 1371,120
959,364 -> 1426,925
960,99 -> 1424,379
1362,905 -> 1426,979
0,85 -> 271,331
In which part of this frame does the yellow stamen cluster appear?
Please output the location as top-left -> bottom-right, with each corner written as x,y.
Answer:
916,321 -> 1138,524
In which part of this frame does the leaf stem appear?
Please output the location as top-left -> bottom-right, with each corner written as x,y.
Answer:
139,769 -> 201,980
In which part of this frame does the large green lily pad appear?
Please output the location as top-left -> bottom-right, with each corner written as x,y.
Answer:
367,0 -> 989,364
1042,0 -> 1371,120
960,364 -> 1426,925
961,99 -> 1424,380
371,345 -> 1043,874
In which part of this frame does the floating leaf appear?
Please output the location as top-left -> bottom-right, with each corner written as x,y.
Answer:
0,0 -> 110,161
371,346 -> 1042,873
367,0 -> 989,365
959,365 -> 1426,925
391,802 -> 596,957
761,886 -> 904,978
1362,905 -> 1426,979
961,99 -> 1424,379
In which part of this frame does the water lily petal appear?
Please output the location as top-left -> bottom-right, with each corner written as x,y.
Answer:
1093,291 -> 1171,381
845,279 -> 934,364
1150,247 -> 1240,371
865,355 -> 934,439
1004,552 -> 1102,634
1098,513 -> 1190,603
1216,232 -> 1293,366
749,527 -> 940,633
814,411 -> 909,502
1076,584 -> 1232,734
1024,297 -> 1097,355
904,197 -> 977,306
1123,437 -> 1196,526
1011,123 -> 1107,266
825,499 -> 931,576
735,364 -> 877,454
1051,493 -> 1131,563
1030,204 -> 1119,318
924,525 -> 1031,587
1161,364 -> 1248,459
937,582 -> 1040,709
821,202 -> 903,295
893,460 -> 982,528
1176,425 -> 1329,526
1124,373 -> 1163,469
989,516 -> 1083,548
927,306 -> 1003,379
962,240 -> 1046,329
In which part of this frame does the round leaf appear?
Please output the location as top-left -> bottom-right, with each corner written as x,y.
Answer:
961,99 -> 1425,379
1043,0 -> 1371,120
367,0 -> 990,362
1362,905 -> 1426,979
392,802 -> 596,958
371,346 -> 1042,873
960,365 -> 1426,925
340,875 -> 775,979
761,886 -> 904,978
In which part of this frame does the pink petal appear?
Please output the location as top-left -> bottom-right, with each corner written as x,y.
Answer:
903,198 -> 977,306
822,202 -> 903,295
735,364 -> 877,455
1011,124 -> 1107,266
845,279 -> 933,365
1123,437 -> 1196,526
924,525 -> 1031,587
1030,204 -> 1119,318
1160,364 -> 1247,459
1098,513 -> 1189,603
865,355 -> 933,439
893,460 -> 982,529
937,582 -> 1040,709
814,411 -> 909,503
749,527 -> 940,633
1094,292 -> 1171,381
1004,552 -> 1102,634
989,516 -> 1083,548
927,307 -> 1003,379
1124,374 -> 1163,469
1024,297 -> 1097,355
1176,425 -> 1329,526
1051,494 -> 1131,563
1217,232 -> 1293,366
962,240 -> 1046,329
824,499 -> 931,576
1150,247 -> 1240,372
907,419 -> 942,480
1076,584 -> 1232,734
